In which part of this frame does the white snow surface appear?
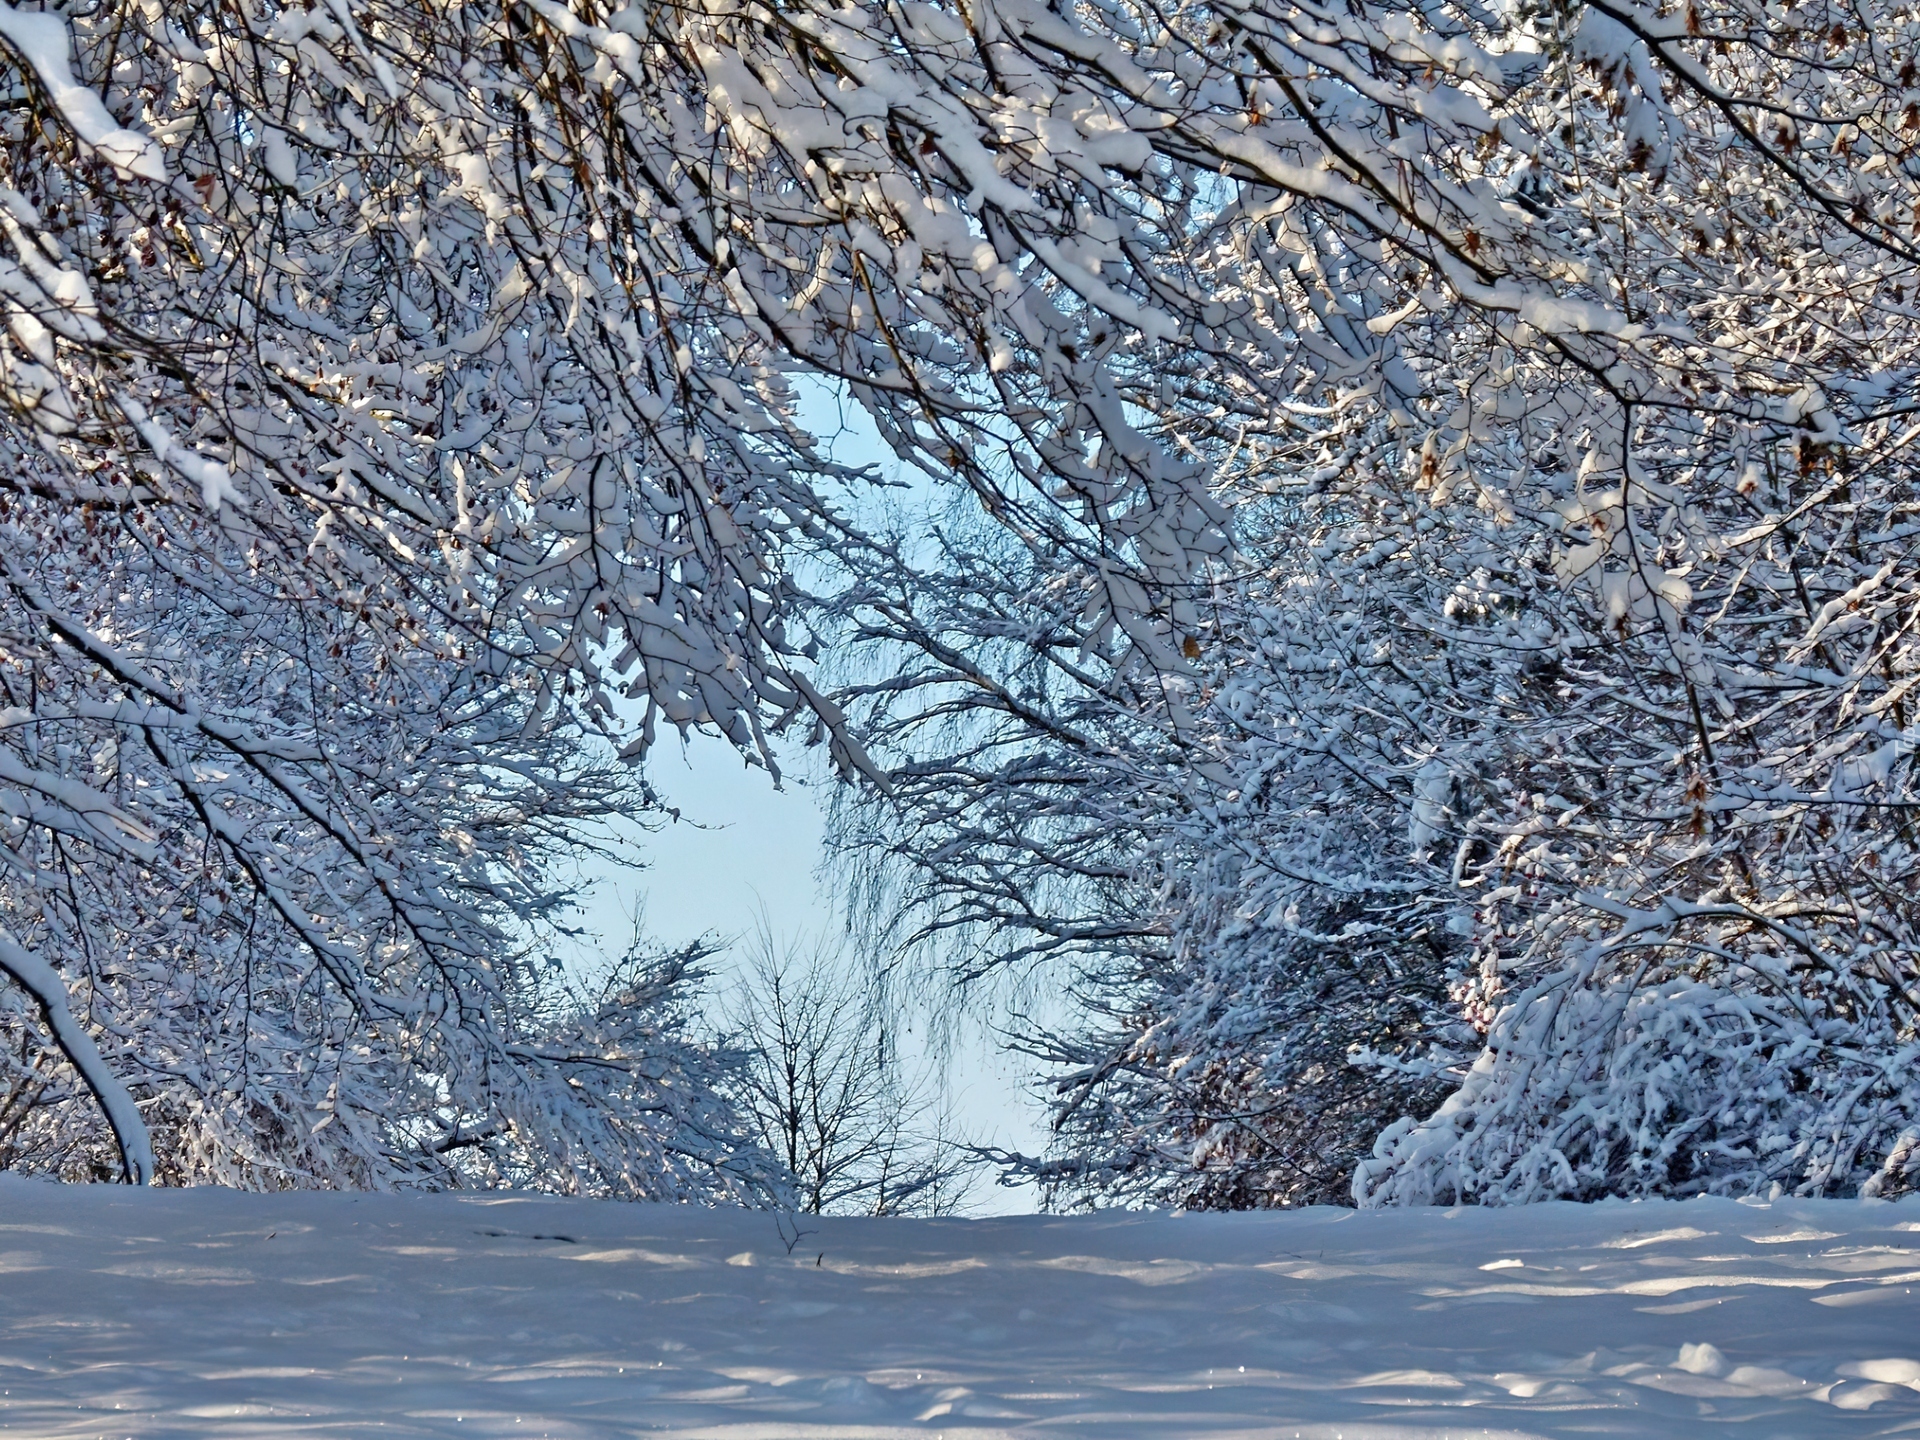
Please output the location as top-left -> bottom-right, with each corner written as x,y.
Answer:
3,1181 -> 1920,1437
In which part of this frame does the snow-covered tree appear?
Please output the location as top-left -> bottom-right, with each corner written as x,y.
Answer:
0,0 -> 860,1187
812,0 -> 1920,1204
1,0 -> 1916,1207
0,463 -> 784,1196
822,480 -> 1462,1209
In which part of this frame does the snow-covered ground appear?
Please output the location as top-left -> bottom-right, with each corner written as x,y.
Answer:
2,1179 -> 1918,1437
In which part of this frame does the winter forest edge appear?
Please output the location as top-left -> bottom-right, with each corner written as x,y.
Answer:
0,0 -> 1912,1219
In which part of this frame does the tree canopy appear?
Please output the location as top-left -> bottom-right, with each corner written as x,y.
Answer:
0,0 -> 1913,1203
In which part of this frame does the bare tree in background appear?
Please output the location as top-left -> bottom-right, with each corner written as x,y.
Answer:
724,929 -> 974,1216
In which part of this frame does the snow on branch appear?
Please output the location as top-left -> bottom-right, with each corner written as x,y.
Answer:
0,933 -> 152,1184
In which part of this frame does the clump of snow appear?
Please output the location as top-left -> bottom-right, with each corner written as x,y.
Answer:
0,5 -> 164,180
117,395 -> 241,512
2,1180 -> 1916,1437
0,941 -> 152,1184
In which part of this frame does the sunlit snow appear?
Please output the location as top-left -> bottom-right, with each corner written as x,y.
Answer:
3,1179 -> 1918,1436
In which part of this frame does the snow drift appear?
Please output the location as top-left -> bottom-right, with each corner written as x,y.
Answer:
2,1179 -> 1918,1436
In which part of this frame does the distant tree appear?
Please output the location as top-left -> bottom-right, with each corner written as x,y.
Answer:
723,928 -> 974,1215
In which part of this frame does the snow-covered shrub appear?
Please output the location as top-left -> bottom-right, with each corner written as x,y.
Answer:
1018,857 -> 1455,1211
494,944 -> 793,1203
